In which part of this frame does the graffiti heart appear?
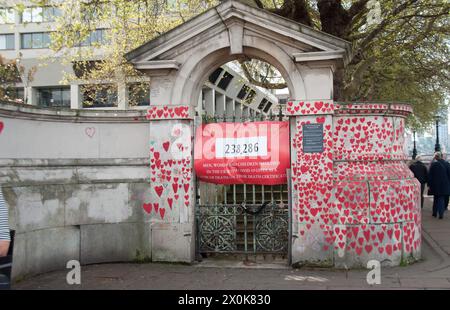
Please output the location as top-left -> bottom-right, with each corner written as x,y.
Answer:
146,105 -> 190,120
0,121 -> 4,134
85,127 -> 96,138
163,141 -> 170,152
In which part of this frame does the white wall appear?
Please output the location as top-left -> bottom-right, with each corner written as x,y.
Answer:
0,103 -> 149,159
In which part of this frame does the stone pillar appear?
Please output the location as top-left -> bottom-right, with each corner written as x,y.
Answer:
288,100 -> 336,265
70,84 -> 82,109
288,101 -> 421,268
26,87 -> 37,106
330,103 -> 421,267
143,105 -> 195,262
117,82 -> 128,110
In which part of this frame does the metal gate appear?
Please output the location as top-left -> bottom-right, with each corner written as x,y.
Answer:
196,183 -> 289,255
195,83 -> 290,259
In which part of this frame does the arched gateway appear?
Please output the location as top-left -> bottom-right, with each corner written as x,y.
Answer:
126,0 -> 421,267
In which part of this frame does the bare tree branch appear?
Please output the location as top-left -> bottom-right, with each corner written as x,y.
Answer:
351,0 -> 419,65
272,0 -> 312,27
349,0 -> 370,18
239,60 -> 287,89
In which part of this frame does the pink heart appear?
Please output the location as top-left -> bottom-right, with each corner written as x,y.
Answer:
85,127 -> 96,138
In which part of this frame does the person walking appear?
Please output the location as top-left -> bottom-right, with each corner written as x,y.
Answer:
428,152 -> 450,219
0,187 -> 10,257
441,154 -> 450,211
409,155 -> 428,209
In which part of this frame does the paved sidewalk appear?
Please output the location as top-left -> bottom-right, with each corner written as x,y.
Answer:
422,195 -> 450,257
12,196 -> 450,290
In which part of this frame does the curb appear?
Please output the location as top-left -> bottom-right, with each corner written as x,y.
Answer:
421,227 -> 450,272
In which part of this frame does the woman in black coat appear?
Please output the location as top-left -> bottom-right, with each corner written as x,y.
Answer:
428,152 -> 450,219
409,156 -> 428,209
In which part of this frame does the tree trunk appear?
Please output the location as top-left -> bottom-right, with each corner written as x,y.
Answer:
273,0 -> 312,27
317,0 -> 352,39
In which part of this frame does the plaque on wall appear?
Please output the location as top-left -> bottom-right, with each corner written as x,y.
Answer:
303,123 -> 324,153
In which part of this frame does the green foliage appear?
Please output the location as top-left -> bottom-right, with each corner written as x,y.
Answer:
240,0 -> 450,129
340,0 -> 449,129
0,56 -> 20,101
42,0 -> 218,106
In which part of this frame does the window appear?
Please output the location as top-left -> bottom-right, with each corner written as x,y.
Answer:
245,89 -> 256,104
43,6 -> 61,21
4,88 -> 24,102
209,68 -> 223,84
0,8 -> 15,24
128,83 -> 150,106
37,87 -> 70,107
217,72 -> 234,90
82,84 -> 118,108
20,32 -> 51,49
263,101 -> 273,113
258,98 -> 268,110
237,85 -> 250,100
0,34 -> 14,50
76,29 -> 108,47
21,6 -> 61,23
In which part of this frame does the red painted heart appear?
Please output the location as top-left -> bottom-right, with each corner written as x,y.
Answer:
172,183 -> 178,193
174,107 -> 183,116
142,203 -> 152,214
159,208 -> 166,219
316,116 -> 326,124
0,121 -> 4,134
300,165 -> 309,174
163,141 -> 170,152
314,101 -> 324,110
154,186 -> 164,197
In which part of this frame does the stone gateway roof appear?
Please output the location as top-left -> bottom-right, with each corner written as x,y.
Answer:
125,0 -> 352,67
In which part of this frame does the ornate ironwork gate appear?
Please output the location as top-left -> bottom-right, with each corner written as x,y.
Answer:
196,184 -> 289,255
195,84 -> 290,259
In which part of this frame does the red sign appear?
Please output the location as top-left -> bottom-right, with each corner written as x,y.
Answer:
194,121 -> 290,185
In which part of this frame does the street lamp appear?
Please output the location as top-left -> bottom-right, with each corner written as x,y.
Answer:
435,116 -> 441,152
412,131 -> 417,160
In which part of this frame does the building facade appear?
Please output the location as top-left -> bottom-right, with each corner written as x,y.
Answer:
0,1 -> 280,116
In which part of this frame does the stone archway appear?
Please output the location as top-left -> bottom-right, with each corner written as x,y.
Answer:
126,0 -> 350,264
173,44 -> 303,109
